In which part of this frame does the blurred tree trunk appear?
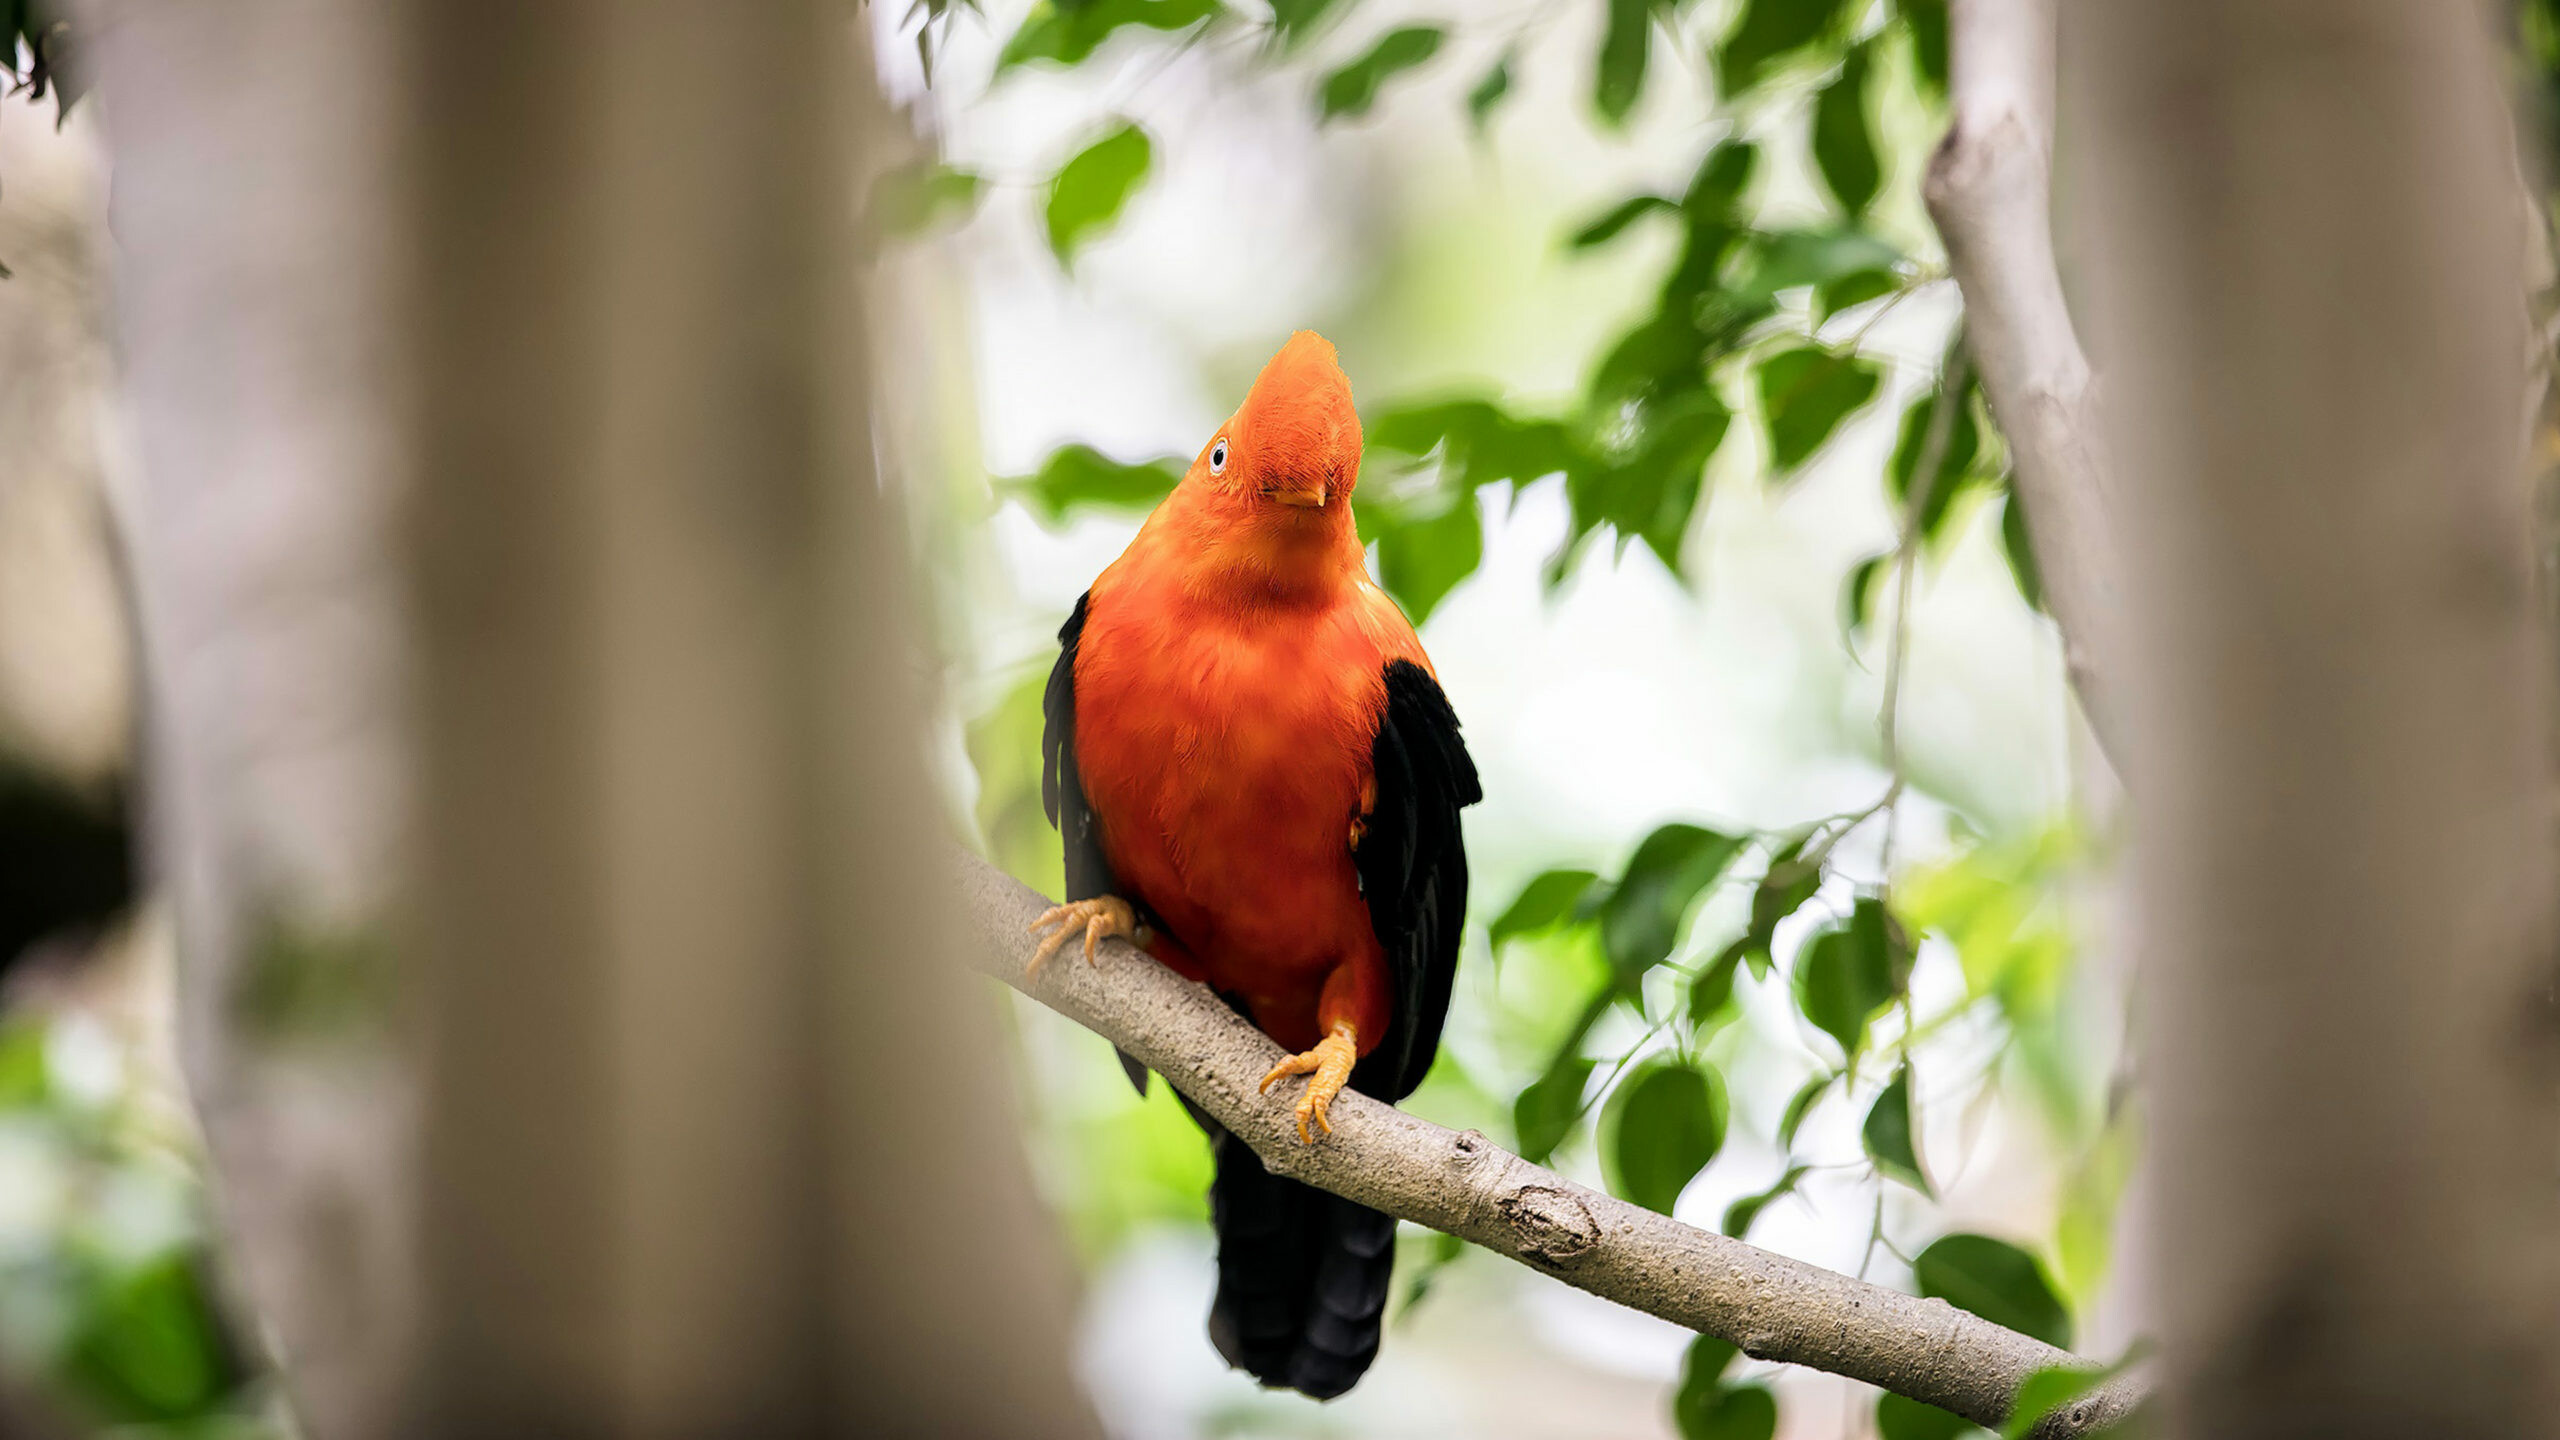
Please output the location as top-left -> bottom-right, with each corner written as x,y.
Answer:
2069,2 -> 2560,1436
403,2 -> 1097,1435
107,0 -> 1098,1434
101,4 -> 423,1432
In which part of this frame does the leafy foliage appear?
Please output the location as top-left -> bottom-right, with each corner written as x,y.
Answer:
999,444 -> 1183,523
1759,347 -> 1882,475
870,161 -> 985,240
1046,122 -> 1155,266
1877,1393 -> 1982,1440
1318,26 -> 1444,123
1514,1052 -> 1598,1164
1599,824 -> 1745,986
1468,51 -> 1516,130
1716,0 -> 1850,97
1793,894 -> 1912,1058
1605,1056 -> 1728,1213
1862,1063 -> 1929,1194
1722,1162 -> 1809,1238
1672,1336 -> 1779,1440
999,0 -> 1222,72
1595,0 -> 1669,126
1914,1234 -> 2073,1350
1812,43 -> 1881,215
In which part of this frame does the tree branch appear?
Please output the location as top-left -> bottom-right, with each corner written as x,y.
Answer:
957,852 -> 2143,1435
1923,0 -> 2130,770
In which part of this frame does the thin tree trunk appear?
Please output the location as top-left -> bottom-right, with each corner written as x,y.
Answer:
2068,3 -> 2560,1435
401,2 -> 1096,1437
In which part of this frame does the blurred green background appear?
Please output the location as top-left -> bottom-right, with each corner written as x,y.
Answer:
893,1 -> 2132,1436
0,1 -> 2138,1435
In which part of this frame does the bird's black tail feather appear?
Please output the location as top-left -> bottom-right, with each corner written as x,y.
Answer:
1203,1121 -> 1395,1401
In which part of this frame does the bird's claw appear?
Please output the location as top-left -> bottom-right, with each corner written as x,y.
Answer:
1026,895 -> 1139,979
1259,1022 -> 1359,1144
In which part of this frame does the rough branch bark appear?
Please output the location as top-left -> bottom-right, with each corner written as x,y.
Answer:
960,853 -> 2141,1436
1923,0 -> 2130,768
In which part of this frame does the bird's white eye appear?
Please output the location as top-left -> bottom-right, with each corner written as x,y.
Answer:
1209,438 -> 1228,475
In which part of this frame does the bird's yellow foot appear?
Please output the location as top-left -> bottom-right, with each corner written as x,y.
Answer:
1026,895 -> 1141,979
1259,1021 -> 1359,1144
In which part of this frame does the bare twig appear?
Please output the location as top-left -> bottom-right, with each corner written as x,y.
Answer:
1922,0 -> 2128,770
959,852 -> 2143,1436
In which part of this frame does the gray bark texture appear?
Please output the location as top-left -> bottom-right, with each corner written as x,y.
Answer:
2069,2 -> 2560,1437
1923,0 -> 2130,769
960,854 -> 2142,1436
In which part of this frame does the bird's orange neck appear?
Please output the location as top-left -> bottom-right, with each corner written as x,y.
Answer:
1130,475 -> 1367,612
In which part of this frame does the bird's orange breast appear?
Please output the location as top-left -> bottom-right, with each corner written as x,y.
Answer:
1072,569 -> 1419,1051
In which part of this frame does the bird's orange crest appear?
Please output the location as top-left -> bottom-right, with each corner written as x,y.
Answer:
1204,330 -> 1362,510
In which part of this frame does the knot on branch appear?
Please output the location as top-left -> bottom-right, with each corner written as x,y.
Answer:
1497,1183 -> 1600,1268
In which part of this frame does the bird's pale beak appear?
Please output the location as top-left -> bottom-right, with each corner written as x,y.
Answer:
1266,480 -> 1328,508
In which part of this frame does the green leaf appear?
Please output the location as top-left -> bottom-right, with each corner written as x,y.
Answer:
1680,1383 -> 1779,1440
1605,1057 -> 1728,1214
1469,50 -> 1516,130
1813,44 -> 1881,214
1776,1069 -> 1833,1149
1492,869 -> 1604,947
1583,388 -> 1732,574
1571,194 -> 1681,250
1888,381 -> 1985,546
1722,1162 -> 1810,1238
2000,485 -> 2046,611
869,162 -> 984,239
1400,1228 -> 1467,1314
1681,140 -> 1761,224
1600,823 -> 1747,985
1268,0 -> 1348,49
1742,832 -> 1824,977
1516,1054 -> 1597,1163
1734,228 -> 1903,304
1863,1064 -> 1931,1194
0,1020 -> 46,1107
1687,940 -> 1746,1026
1914,1234 -> 2072,1349
1375,489 -> 1482,622
1877,1393 -> 1976,1440
59,1255 -> 239,1423
1899,0 -> 1949,94
1672,1337 -> 1757,1440
1794,895 -> 1912,1058
1842,551 -> 1890,643
1045,121 -> 1154,266
1759,346 -> 1881,475
1318,25 -> 1444,122
1717,0 -> 1848,97
1818,268 -> 1902,319
1000,0 -> 1222,71
1676,1334 -> 1740,1400
1595,0 -> 1659,126
2001,1365 -> 2109,1440
1000,444 -> 1183,522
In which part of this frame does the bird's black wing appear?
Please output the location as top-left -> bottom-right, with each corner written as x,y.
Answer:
1349,659 -> 1481,1104
1041,592 -> 1117,906
1041,591 -> 1153,1095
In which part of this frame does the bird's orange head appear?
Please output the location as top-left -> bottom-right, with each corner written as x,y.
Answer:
1134,330 -> 1368,605
1191,330 -> 1363,513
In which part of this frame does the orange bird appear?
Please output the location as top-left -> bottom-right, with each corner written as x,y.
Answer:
1031,331 -> 1480,1399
